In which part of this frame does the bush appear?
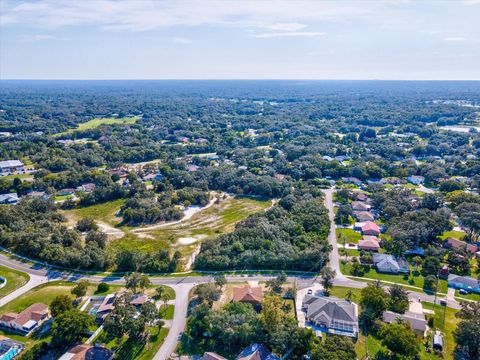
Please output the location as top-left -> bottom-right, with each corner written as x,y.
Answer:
96,282 -> 109,293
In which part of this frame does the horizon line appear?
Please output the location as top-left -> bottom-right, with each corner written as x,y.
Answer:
1,78 -> 480,82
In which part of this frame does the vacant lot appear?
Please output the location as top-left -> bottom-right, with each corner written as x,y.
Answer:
63,198 -> 125,227
0,265 -> 29,299
55,116 -> 140,136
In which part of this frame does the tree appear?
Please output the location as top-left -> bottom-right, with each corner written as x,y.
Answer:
266,273 -> 287,294
335,204 -> 353,225
97,282 -> 109,293
311,335 -> 356,360
422,256 -> 441,276
379,322 -> 420,358
124,272 -> 151,294
360,283 -> 389,320
51,309 -> 94,346
455,202 -> 480,242
160,292 -> 171,313
259,294 -> 288,334
140,301 -> 157,324
76,217 -> 98,232
71,280 -> 89,298
50,295 -> 73,317
345,289 -> 355,303
454,302 -> 480,360
412,256 -> 423,272
154,285 -> 170,300
447,249 -> 471,275
424,274 -> 437,292
388,284 -> 409,314
194,283 -> 221,305
85,230 -> 107,248
213,274 -> 227,288
104,293 -> 148,340
320,266 -> 335,295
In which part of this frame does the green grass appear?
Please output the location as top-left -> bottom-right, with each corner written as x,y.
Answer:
55,194 -> 74,201
55,116 -> 140,136
109,196 -> 271,256
0,173 -> 33,181
159,304 -> 174,320
439,230 -> 467,241
336,228 -> 362,244
341,263 -> 448,293
0,265 -> 29,298
63,199 -> 125,226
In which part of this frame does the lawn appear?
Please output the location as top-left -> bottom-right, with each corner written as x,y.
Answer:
439,230 -> 467,241
55,116 -> 140,136
0,265 -> 29,298
341,262 -> 448,294
336,228 -> 362,244
0,173 -> 33,181
62,198 -> 125,226
159,304 -> 174,320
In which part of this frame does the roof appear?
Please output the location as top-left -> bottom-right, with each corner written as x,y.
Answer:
354,211 -> 374,222
130,294 -> 149,306
303,295 -> 358,326
0,193 -> 19,204
0,160 -> 23,169
202,352 -> 228,360
383,310 -> 427,332
448,275 -> 480,289
358,237 -> 380,249
444,238 -> 478,254
361,222 -> 380,233
233,285 -> 264,303
352,201 -> 369,211
0,303 -> 48,327
373,254 -> 408,272
235,343 -> 279,360
59,344 -> 113,360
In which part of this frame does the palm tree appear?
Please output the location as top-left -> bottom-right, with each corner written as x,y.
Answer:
345,289 -> 356,302
160,292 -> 171,316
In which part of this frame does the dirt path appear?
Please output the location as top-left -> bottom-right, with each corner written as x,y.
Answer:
96,222 -> 125,239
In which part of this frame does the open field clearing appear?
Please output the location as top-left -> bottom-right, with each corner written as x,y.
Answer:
0,265 -> 29,299
55,116 -> 140,136
109,196 -> 272,266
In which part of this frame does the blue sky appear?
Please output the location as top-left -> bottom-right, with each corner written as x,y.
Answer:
1,0 -> 479,80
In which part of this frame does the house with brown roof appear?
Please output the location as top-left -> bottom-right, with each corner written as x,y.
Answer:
233,285 -> 264,309
201,352 -> 227,360
59,344 -> 113,360
351,201 -> 370,212
0,303 -> 49,335
358,236 -> 380,251
361,222 -> 380,236
353,211 -> 374,222
443,237 -> 478,256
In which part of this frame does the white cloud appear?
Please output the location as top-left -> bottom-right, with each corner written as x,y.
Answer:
252,31 -> 326,38
444,37 -> 466,41
172,37 -> 191,44
0,0 -> 376,31
20,34 -> 56,42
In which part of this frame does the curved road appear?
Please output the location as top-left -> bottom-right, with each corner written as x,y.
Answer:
0,187 -> 463,359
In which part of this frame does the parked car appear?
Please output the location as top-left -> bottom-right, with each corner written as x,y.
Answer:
458,289 -> 469,295
307,289 -> 313,295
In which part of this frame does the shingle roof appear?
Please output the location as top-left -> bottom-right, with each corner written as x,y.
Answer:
383,310 -> 427,332
233,285 -> 264,303
235,344 -> 279,360
448,275 -> 480,289
361,222 -> 380,233
304,295 -> 357,325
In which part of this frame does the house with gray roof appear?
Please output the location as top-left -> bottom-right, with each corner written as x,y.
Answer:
383,310 -> 427,337
302,295 -> 359,338
373,254 -> 409,274
0,160 -> 24,175
448,274 -> 480,294
0,193 -> 19,205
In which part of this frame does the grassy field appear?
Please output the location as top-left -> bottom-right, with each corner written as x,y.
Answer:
55,116 -> 140,136
439,230 -> 467,241
336,228 -> 362,244
62,198 -> 125,226
159,304 -> 175,320
0,265 -> 29,299
341,263 -> 448,293
109,196 -> 271,256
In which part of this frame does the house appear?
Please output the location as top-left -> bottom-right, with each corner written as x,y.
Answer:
76,183 -> 96,193
202,352 -> 227,360
142,173 -> 162,182
351,201 -> 370,211
0,160 -> 24,175
26,191 -> 47,199
433,330 -> 444,351
373,254 -> 409,274
59,344 -> 113,360
0,336 -> 24,360
186,164 -> 200,172
439,265 -> 449,280
58,188 -> 75,196
444,237 -> 478,256
342,177 -> 362,186
448,275 -> 480,294
302,295 -> 359,338
383,310 -> 427,337
353,211 -> 374,222
94,294 -> 116,321
361,222 -> 380,236
178,136 -> 190,143
194,138 -> 209,144
352,192 -> 368,202
358,236 -> 380,251
407,175 -> 425,185
235,343 -> 279,360
0,193 -> 19,205
130,294 -> 149,307
233,285 -> 264,309
0,303 -> 49,335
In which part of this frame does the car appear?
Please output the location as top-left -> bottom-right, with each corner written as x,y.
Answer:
439,299 -> 447,306
307,289 -> 313,295
458,289 -> 469,295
